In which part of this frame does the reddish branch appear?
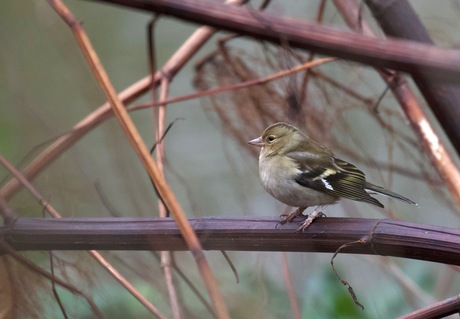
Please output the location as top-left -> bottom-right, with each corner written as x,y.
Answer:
95,0 -> 460,81
365,0 -> 460,154
2,217 -> 459,266
398,294 -> 460,319
48,1 -> 230,317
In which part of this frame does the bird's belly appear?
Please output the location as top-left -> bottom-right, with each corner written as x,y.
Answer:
259,157 -> 337,207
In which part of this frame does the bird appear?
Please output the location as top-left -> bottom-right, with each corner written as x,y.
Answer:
248,122 -> 416,231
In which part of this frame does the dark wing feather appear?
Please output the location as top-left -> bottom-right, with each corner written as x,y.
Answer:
293,157 -> 384,208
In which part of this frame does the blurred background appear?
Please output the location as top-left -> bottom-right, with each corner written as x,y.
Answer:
1,0 -> 459,318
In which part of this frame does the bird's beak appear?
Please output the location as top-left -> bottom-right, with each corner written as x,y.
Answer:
248,136 -> 264,147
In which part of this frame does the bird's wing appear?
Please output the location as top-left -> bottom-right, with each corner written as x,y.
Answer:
289,154 -> 384,208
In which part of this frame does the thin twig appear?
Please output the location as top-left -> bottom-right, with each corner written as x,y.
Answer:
330,240 -> 365,310
0,242 -> 105,319
50,251 -> 69,319
0,156 -> 168,319
169,257 -> 216,317
0,0 -> 245,201
378,257 -> 435,306
298,0 -> 327,110
281,252 -> 301,319
150,119 -> 183,153
220,251 -> 239,284
134,57 -> 337,111
149,21 -> 182,315
91,251 -> 169,319
397,294 -> 460,319
47,1 -> 230,317
97,0 -> 460,81
333,0 -> 460,209
0,55 -> 333,206
0,195 -> 15,224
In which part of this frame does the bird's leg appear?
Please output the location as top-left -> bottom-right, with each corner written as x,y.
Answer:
297,206 -> 326,232
279,207 -> 307,224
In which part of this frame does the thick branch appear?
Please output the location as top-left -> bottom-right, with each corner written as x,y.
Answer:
2,217 -> 459,266
398,294 -> 460,319
95,0 -> 460,81
365,0 -> 460,154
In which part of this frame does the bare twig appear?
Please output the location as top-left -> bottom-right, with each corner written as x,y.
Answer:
378,257 -> 435,307
281,252 -> 301,319
333,0 -> 460,209
92,252 -> 169,319
0,196 -> 15,224
169,258 -> 215,316
0,156 -> 168,319
47,1 -> 229,317
50,251 -> 69,319
220,251 -> 239,284
149,20 -> 182,315
0,257 -> 13,318
0,242 -> 105,319
365,0 -> 460,154
330,240 -> 365,310
397,294 -> 460,319
96,0 -> 460,81
1,0 -> 243,201
298,0 -> 327,112
0,54 -> 332,205
136,57 -> 336,110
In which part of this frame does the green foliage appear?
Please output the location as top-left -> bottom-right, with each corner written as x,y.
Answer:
301,270 -> 369,319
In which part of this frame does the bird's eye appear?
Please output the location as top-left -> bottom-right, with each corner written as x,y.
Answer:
267,135 -> 276,142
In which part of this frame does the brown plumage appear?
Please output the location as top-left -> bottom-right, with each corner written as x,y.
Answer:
249,122 -> 416,231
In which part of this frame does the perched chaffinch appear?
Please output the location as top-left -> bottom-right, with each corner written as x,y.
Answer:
249,122 -> 416,231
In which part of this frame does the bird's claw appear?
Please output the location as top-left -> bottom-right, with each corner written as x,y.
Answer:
296,210 -> 325,232
279,211 -> 302,224
279,206 -> 307,224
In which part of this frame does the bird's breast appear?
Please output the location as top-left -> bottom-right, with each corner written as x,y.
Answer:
258,154 -> 338,207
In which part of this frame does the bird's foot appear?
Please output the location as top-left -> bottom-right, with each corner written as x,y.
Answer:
296,210 -> 326,232
279,207 -> 306,225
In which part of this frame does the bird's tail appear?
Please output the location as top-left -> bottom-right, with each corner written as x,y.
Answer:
364,182 -> 417,205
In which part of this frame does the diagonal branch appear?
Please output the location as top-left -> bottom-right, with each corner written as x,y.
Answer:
397,294 -> 460,319
0,156 -> 168,319
332,0 -> 460,211
0,242 -> 105,319
0,56 -> 334,202
48,1 -> 229,317
0,0 -> 239,202
95,0 -> 460,81
364,0 -> 460,154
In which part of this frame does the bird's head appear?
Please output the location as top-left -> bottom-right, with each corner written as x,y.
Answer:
248,122 -> 306,156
